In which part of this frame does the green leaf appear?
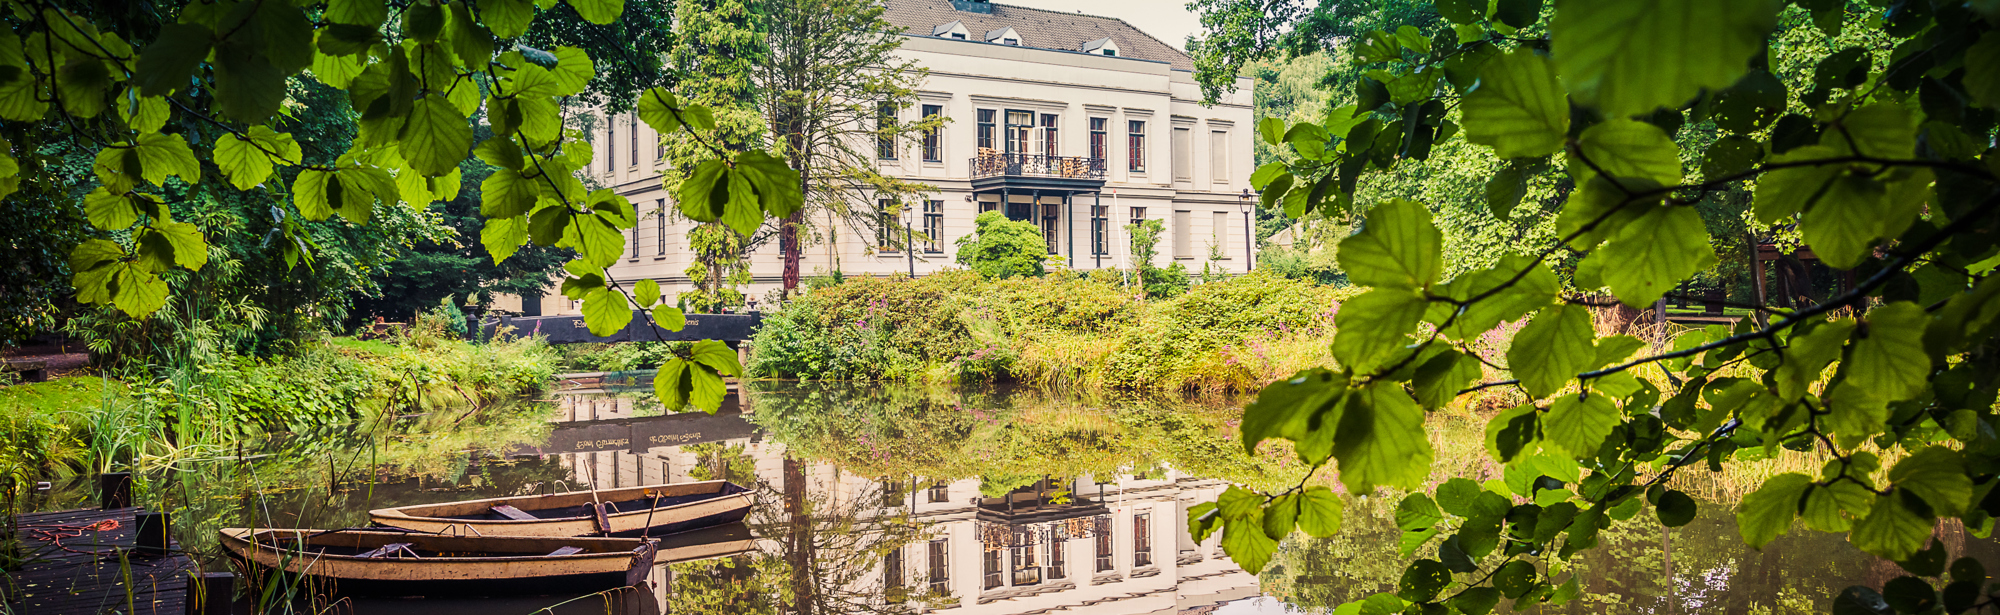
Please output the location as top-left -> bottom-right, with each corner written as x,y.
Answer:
1709,70 -> 1786,134
1701,135 -> 1763,179
1802,481 -> 1875,533
1412,349 -> 1483,410
652,305 -> 687,331
1589,204 -> 1717,306
1543,392 -> 1618,459
479,0 -> 535,38
1264,493 -> 1299,540
1436,478 -> 1483,517
481,168 -> 538,218
1395,493 -> 1444,531
1888,447 -> 1971,518
1485,165 -> 1528,221
690,339 -> 744,377
1493,0 -> 1543,28
1506,304 -> 1594,398
1852,492 -> 1935,561
1250,162 -> 1287,190
117,91 -> 169,134
1572,117 -> 1683,187
1189,501 -> 1222,543
549,46 -> 595,96
1965,32 -> 2000,109
678,159 -> 729,222
401,95 -> 473,177
1436,0 -> 1483,23
109,263 -> 169,317
1462,49 -> 1569,159
131,23 -> 212,97
326,0 -> 387,26
1221,512 -> 1279,573
655,358 -> 692,411
1849,302 -> 1933,403
1438,535 -> 1478,572
214,133 -> 274,191
1484,403 -> 1538,463
83,188 -> 153,230
1750,145 -> 1842,224
1882,577 -> 1938,614
1774,318 -> 1855,401
133,133 -> 201,187
1336,199 -> 1442,290
1430,254 -> 1560,341
1831,104 -> 1917,159
566,0 -> 624,25
1655,490 -> 1697,527
1397,560 -> 1451,603
1451,587 -> 1502,615
1259,117 -> 1285,146
1493,560 -> 1538,598
1549,0 -> 1780,117
688,363 -> 727,413
737,150 -> 804,219
149,220 -> 208,271
1737,473 -> 1810,549
633,279 -> 661,307
1332,384 -> 1434,493
579,287 -> 632,337
1332,288 -> 1427,374
1218,485 -> 1262,521
1240,368 -> 1347,463
481,215 -> 529,264
1297,486 -> 1342,537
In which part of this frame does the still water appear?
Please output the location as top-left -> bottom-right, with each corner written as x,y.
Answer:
156,378 -> 1997,614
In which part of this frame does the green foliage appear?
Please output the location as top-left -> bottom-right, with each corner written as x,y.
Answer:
1188,0 -> 2000,611
952,211 -> 1046,280
0,0 -> 800,416
1128,218 -> 1192,298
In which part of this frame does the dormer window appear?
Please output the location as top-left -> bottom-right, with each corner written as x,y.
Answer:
1082,37 -> 1120,57
933,20 -> 970,40
984,26 -> 1019,46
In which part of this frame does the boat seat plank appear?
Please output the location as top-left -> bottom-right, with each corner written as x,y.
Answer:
358,542 -> 414,558
548,546 -> 586,556
491,504 -> 538,521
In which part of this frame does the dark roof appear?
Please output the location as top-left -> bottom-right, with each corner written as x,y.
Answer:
880,0 -> 1194,71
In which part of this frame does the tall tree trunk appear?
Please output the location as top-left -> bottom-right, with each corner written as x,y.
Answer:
784,455 -> 811,614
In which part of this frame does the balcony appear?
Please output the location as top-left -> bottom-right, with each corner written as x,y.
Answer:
969,152 -> 1107,194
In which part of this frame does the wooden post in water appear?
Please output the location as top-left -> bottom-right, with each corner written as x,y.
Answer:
135,510 -> 169,556
189,572 -> 237,615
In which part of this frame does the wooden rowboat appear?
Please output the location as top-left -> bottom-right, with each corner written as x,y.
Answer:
368,480 -> 752,538
219,528 -> 659,596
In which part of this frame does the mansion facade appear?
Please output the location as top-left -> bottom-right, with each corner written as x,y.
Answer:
519,0 -> 1255,315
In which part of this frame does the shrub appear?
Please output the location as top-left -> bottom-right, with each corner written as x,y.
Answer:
954,212 -> 1047,279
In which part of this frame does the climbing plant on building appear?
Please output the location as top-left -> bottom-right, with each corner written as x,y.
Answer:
1187,0 -> 2000,612
0,0 -> 798,412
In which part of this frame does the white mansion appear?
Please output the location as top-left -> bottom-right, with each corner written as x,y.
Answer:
524,0 -> 1256,315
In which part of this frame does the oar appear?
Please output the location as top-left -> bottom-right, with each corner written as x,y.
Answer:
583,457 -> 611,536
639,489 -> 662,539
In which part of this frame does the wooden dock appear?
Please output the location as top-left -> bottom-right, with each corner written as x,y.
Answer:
4,507 -> 197,615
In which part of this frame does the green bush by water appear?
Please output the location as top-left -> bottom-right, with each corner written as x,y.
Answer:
748,270 -> 1359,392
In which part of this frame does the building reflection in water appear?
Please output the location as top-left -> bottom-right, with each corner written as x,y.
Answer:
511,386 -> 1260,614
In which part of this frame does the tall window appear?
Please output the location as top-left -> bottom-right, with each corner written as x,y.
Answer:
928,539 -> 949,593
1011,545 -> 1042,586
606,120 -> 615,170
656,199 -> 667,254
977,109 -> 997,151
1172,127 -> 1192,181
1089,118 -> 1107,161
882,477 -> 904,505
1133,513 -> 1153,567
923,200 -> 944,252
1094,526 -> 1113,572
1048,539 -> 1067,579
1040,113 -> 1059,156
927,480 -> 948,502
1127,120 -> 1146,172
1091,205 -> 1108,255
877,200 -> 899,253
1005,111 -> 1033,154
1210,130 -> 1229,181
921,104 -> 943,162
1213,211 -> 1229,252
984,549 -> 1003,589
877,103 -> 897,160
1173,210 -> 1192,259
1128,206 -> 1146,229
630,213 -> 640,257
885,548 -> 904,597
629,113 -> 639,167
1040,203 -> 1059,254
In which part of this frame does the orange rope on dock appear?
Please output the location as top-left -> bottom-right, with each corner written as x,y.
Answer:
23,518 -> 123,554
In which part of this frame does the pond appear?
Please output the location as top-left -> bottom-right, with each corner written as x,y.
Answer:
85,377 -> 2000,614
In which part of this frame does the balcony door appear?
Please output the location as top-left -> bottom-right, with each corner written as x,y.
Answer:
1005,110 -> 1034,155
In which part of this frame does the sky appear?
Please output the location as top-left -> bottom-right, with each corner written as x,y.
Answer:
994,0 -> 1206,52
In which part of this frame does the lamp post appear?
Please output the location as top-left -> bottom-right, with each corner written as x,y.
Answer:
904,204 -> 916,278
1238,189 -> 1255,271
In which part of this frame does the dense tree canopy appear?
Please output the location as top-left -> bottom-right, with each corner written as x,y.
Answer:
0,0 -> 801,411
1185,0 -> 2000,612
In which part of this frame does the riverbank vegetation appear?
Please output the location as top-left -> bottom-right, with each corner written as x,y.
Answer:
747,270 -> 1361,392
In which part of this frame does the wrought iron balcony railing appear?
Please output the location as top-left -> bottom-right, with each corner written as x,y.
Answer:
970,152 -> 1107,180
